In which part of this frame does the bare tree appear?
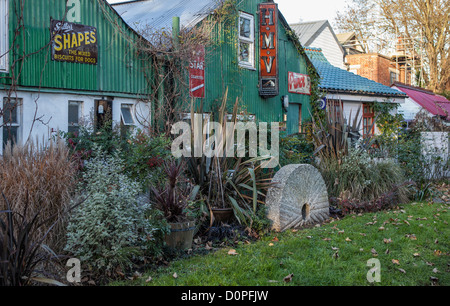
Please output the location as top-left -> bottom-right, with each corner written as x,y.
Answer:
335,0 -> 450,92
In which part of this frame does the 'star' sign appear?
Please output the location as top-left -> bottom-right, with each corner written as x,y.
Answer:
189,46 -> 205,98
259,3 -> 278,97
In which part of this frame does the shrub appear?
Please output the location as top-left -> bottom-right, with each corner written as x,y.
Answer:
0,140 -> 77,251
319,148 -> 410,203
122,131 -> 172,191
279,133 -> 314,167
64,146 -> 167,278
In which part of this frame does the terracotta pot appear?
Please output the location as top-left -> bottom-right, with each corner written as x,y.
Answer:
165,221 -> 195,250
212,208 -> 235,224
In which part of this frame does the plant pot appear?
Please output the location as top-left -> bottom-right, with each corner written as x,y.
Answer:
211,208 -> 235,224
165,221 -> 196,250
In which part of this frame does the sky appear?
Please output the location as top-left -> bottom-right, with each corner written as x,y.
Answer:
107,0 -> 349,25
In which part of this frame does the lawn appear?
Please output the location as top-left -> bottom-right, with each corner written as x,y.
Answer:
112,201 -> 449,286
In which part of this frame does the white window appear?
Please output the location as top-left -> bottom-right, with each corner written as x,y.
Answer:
120,104 -> 135,126
0,0 -> 9,73
68,101 -> 83,135
238,12 -> 255,69
2,97 -> 21,148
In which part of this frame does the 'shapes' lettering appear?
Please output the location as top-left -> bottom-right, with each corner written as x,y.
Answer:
53,31 -> 97,51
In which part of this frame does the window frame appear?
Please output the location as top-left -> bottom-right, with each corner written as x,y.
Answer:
0,0 -> 9,73
120,104 -> 135,126
363,103 -> 375,137
2,97 -> 22,148
68,100 -> 83,135
238,11 -> 255,70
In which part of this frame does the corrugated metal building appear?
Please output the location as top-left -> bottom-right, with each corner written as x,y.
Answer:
0,0 -> 153,153
113,0 -> 315,135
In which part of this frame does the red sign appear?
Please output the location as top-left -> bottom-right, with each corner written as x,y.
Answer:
189,46 -> 205,98
288,72 -> 311,95
259,3 -> 278,97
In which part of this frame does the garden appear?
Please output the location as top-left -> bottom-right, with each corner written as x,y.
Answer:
0,102 -> 448,287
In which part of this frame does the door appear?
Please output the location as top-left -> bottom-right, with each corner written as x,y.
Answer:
95,100 -> 113,131
287,103 -> 302,135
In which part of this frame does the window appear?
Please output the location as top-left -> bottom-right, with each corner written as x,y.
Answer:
238,12 -> 255,69
363,104 -> 375,137
120,104 -> 135,126
390,71 -> 399,85
2,97 -> 21,148
0,0 -> 9,72
68,101 -> 83,135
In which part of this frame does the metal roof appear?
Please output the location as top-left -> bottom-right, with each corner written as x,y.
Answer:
289,20 -> 329,46
305,47 -> 407,98
112,0 -> 221,36
393,82 -> 450,120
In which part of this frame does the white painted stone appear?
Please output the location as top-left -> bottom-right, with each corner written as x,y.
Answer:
266,164 -> 329,232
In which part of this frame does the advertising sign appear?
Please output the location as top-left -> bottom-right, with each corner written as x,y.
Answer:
288,72 -> 311,95
51,20 -> 98,65
189,46 -> 205,98
258,3 -> 278,97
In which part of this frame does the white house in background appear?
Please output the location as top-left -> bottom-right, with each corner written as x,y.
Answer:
305,48 -> 407,137
290,20 -> 346,69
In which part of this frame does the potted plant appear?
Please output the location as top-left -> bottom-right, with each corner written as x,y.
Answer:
151,161 -> 198,250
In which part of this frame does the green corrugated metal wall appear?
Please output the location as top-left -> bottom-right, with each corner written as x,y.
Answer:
0,0 -> 151,96
200,0 -> 311,128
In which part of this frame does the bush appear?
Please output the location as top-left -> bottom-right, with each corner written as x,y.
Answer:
319,148 -> 410,203
122,131 -> 172,191
279,133 -> 314,167
64,146 -> 168,279
0,140 -> 77,251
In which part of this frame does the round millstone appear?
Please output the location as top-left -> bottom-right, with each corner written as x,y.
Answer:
266,164 -> 329,232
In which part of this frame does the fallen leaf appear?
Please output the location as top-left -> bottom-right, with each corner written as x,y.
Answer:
345,237 -> 352,242
392,259 -> 400,265
306,236 -> 312,239
398,268 -> 406,274
291,229 -> 298,233
283,273 -> 294,283
333,251 -> 339,259
268,280 -> 279,283
173,273 -> 178,279
322,237 -> 331,241
272,237 -> 279,242
426,261 -> 435,266
385,249 -> 390,254
435,238 -> 439,244
145,276 -> 153,283
433,250 -> 442,256
383,238 -> 392,244
403,220 -> 410,226
268,243 -> 274,246
413,253 -> 420,257
371,248 -> 378,256
228,249 -> 238,256
360,233 -> 367,236
432,268 -> 440,273
378,226 -> 385,231
430,276 -> 439,283
338,230 -> 345,234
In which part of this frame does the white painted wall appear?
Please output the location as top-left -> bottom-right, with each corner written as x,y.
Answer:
421,132 -> 450,178
391,86 -> 424,121
0,90 -> 151,154
309,27 -> 346,69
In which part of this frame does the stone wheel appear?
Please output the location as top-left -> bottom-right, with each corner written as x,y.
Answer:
266,164 -> 329,232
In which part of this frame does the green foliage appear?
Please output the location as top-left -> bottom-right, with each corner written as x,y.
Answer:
64,146 -> 168,277
123,131 -> 173,191
320,148 -> 410,203
279,132 -> 314,167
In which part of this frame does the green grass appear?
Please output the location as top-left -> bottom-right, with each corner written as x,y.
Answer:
112,201 -> 449,286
